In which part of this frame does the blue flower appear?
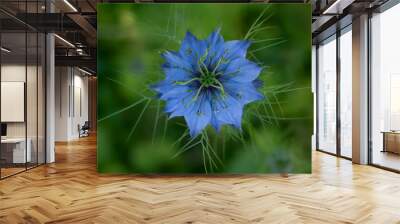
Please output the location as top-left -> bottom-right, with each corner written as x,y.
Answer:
152,28 -> 264,137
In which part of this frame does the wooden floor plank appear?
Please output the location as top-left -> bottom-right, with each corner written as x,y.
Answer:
1,135 -> 400,223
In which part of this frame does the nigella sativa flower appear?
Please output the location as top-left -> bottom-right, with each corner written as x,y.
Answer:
152,28 -> 264,137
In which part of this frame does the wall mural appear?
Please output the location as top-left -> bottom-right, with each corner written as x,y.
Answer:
98,3 -> 312,173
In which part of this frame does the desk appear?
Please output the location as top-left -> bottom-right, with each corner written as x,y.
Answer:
382,131 -> 400,154
1,138 -> 31,163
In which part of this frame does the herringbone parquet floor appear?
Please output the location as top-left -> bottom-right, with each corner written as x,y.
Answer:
1,135 -> 400,224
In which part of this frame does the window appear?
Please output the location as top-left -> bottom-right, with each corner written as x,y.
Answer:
0,2 -> 47,179
370,3 -> 400,171
317,35 -> 337,154
339,27 -> 352,158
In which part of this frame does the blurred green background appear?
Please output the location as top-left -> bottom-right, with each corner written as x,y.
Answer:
97,3 -> 312,174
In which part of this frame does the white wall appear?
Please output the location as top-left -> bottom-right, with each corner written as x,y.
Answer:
1,65 -> 26,127
1,65 -> 26,140
72,73 -> 89,138
55,67 -> 89,141
1,65 -> 38,137
55,67 -> 69,141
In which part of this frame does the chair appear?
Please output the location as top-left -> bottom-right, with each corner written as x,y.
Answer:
78,121 -> 90,138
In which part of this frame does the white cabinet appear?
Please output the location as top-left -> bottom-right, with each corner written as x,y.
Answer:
1,138 -> 32,163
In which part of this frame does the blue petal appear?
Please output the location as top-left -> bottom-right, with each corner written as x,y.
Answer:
223,81 -> 264,105
151,80 -> 173,94
165,98 -> 180,113
151,80 -> 195,101
160,85 -> 193,100
211,93 -> 243,129
162,51 -> 193,71
223,40 -> 250,60
184,92 -> 212,137
165,91 -> 196,118
162,64 -> 194,82
179,31 -> 207,69
205,28 -> 225,67
210,114 -> 222,132
222,58 -> 262,83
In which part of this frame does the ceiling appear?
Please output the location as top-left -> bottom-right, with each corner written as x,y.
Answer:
0,0 -> 393,73
311,0 -> 390,43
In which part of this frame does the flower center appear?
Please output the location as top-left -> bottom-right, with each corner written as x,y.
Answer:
200,69 -> 219,88
174,51 -> 227,102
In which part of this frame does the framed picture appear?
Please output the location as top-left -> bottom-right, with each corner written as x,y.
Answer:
98,3 -> 312,174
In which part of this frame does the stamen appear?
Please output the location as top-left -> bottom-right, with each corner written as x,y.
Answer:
194,48 -> 228,97
209,84 -> 224,94
214,80 -> 226,95
212,56 -> 225,74
192,85 -> 204,101
175,77 -> 200,85
199,60 -> 209,76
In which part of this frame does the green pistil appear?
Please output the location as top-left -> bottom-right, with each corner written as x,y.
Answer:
200,70 -> 217,87
200,64 -> 225,90
192,66 -> 226,101
175,49 -> 227,102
